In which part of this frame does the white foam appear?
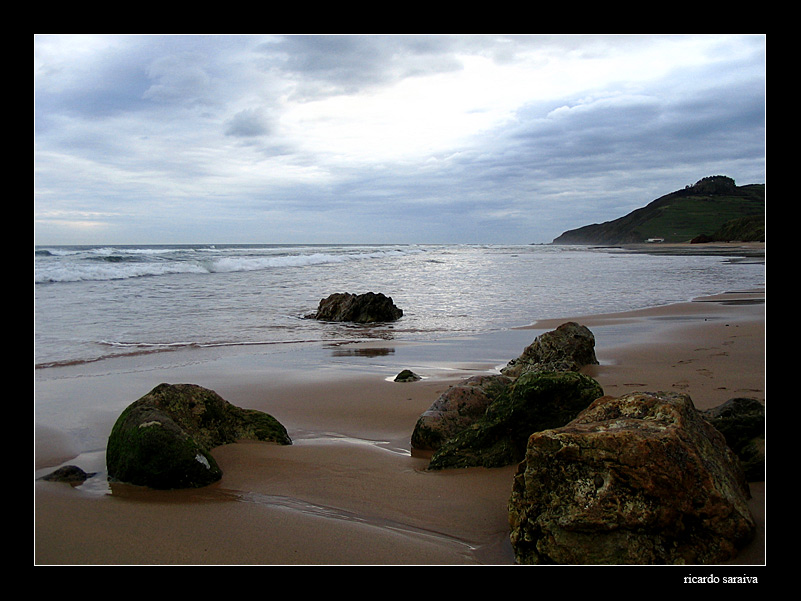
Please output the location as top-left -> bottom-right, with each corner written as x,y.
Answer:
35,245 -> 424,283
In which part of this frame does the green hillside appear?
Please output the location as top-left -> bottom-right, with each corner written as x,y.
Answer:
552,176 -> 765,245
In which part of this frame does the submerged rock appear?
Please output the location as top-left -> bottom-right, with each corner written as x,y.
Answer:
427,371 -> 603,470
508,391 -> 756,565
106,383 -> 291,490
309,292 -> 403,323
501,321 -> 598,378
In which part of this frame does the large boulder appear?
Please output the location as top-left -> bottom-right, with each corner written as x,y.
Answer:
309,292 -> 403,323
411,374 -> 513,452
412,322 -> 602,464
508,391 -> 756,565
106,383 -> 291,489
427,371 -> 603,470
702,397 -> 765,482
502,321 -> 598,378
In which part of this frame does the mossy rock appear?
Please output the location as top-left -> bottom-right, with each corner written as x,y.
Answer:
702,397 -> 765,481
427,371 -> 603,470
509,391 -> 756,565
411,374 -> 513,452
106,405 -> 223,489
394,369 -> 422,382
106,383 -> 291,489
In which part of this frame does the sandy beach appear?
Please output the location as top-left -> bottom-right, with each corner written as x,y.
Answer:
34,289 -> 765,566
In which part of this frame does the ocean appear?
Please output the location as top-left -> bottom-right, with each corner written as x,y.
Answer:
34,243 -> 765,370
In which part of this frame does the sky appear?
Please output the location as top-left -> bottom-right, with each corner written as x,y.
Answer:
34,34 -> 766,245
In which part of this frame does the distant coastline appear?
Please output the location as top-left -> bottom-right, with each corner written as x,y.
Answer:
611,241 -> 764,259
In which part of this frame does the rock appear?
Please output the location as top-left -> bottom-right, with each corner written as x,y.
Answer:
106,383 -> 291,489
410,323 -> 603,468
309,292 -> 403,323
508,391 -> 756,565
501,322 -> 598,378
702,397 -> 765,482
411,374 -> 513,451
394,369 -> 422,382
427,371 -> 603,470
41,465 -> 95,484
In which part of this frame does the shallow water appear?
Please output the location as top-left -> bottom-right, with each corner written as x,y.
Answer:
34,243 -> 765,369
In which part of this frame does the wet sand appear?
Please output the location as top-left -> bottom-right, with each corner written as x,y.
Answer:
34,291 -> 765,566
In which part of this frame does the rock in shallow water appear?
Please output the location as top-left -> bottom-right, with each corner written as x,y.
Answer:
309,292 -> 403,323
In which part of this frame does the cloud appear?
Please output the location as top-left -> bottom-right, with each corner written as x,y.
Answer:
266,34 -> 466,100
224,108 -> 271,138
34,34 -> 766,245
142,52 -> 214,105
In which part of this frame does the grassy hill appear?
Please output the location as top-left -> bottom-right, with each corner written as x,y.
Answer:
552,176 -> 765,245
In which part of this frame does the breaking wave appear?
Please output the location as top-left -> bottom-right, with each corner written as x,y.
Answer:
34,244 -> 425,284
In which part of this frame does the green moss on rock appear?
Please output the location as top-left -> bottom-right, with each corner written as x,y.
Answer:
106,383 -> 291,489
106,405 -> 223,489
427,371 -> 603,470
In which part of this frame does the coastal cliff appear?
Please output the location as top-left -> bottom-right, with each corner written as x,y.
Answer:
552,176 -> 765,245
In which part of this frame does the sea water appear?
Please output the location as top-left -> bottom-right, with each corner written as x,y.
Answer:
34,243 -> 765,369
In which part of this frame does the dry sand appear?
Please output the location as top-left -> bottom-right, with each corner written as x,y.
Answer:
34,291 -> 765,567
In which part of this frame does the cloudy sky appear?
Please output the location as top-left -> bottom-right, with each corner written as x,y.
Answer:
34,34 -> 766,245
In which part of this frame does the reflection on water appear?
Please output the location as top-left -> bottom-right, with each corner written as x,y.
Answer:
327,346 -> 396,358
35,244 -> 765,369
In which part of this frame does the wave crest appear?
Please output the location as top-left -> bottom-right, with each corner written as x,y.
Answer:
34,245 -> 423,283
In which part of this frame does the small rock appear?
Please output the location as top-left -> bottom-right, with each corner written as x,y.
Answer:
41,465 -> 95,484
394,369 -> 421,382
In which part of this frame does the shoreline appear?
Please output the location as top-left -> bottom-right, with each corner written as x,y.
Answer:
34,291 -> 765,566
610,241 -> 764,258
